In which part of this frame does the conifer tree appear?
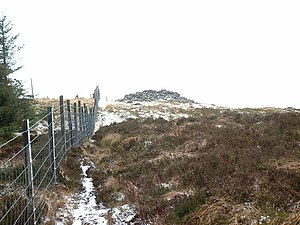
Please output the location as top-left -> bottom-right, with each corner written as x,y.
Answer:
0,15 -> 32,138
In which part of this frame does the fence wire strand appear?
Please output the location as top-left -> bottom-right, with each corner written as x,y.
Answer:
29,111 -> 51,131
0,130 -> 27,149
0,86 -> 100,225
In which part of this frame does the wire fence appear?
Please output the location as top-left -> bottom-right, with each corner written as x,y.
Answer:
0,86 -> 100,225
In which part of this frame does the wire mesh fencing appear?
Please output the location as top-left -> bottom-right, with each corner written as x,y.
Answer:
0,86 -> 100,225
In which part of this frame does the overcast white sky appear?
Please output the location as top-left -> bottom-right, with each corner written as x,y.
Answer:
1,0 -> 300,108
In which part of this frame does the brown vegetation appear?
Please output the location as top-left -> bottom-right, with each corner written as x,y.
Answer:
85,109 -> 300,224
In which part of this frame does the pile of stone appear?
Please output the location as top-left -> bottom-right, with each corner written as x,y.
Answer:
118,89 -> 194,103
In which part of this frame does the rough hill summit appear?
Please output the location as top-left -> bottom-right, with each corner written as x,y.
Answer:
118,89 -> 195,103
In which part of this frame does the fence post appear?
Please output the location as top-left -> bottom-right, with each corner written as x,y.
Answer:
93,86 -> 100,131
60,96 -> 67,159
23,119 -> 36,225
89,108 -> 93,135
83,103 -> 87,139
67,100 -> 73,147
78,101 -> 83,144
47,107 -> 57,184
90,107 -> 94,133
86,106 -> 89,136
73,102 -> 78,147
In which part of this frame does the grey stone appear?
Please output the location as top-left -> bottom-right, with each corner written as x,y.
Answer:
117,90 -> 195,104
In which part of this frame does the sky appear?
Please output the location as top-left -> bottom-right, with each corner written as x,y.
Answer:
1,0 -> 300,108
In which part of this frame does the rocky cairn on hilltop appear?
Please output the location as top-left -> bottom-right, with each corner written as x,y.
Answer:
118,89 -> 195,104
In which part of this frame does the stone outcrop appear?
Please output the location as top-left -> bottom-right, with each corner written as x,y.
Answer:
118,89 -> 194,103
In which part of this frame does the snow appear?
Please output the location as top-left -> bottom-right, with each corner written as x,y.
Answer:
99,109 -> 137,127
68,163 -> 107,224
259,215 -> 270,224
160,183 -> 172,189
143,140 -> 152,148
112,205 -> 136,224
61,161 -> 135,225
97,100 -> 212,127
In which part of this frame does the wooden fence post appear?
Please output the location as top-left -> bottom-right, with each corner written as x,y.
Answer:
93,86 -> 100,132
83,103 -> 87,138
89,108 -> 93,135
60,96 -> 66,159
73,102 -> 78,147
23,119 -> 36,225
78,101 -> 83,144
48,107 -> 57,184
67,100 -> 73,147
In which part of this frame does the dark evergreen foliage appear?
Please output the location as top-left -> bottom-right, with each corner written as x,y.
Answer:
0,15 -> 33,139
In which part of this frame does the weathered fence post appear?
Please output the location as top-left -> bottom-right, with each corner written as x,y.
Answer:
81,104 -> 85,140
93,86 -> 100,132
73,102 -> 78,147
86,106 -> 89,137
48,107 -> 57,184
23,119 -> 36,225
78,101 -> 83,144
60,96 -> 67,159
89,108 -> 93,135
83,103 -> 87,138
67,100 -> 73,147
90,107 -> 95,133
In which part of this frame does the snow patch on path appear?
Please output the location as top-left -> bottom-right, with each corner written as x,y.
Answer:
64,161 -> 135,225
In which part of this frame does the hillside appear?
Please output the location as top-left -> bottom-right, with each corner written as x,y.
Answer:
50,90 -> 300,225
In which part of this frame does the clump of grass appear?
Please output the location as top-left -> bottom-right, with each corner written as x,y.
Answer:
167,189 -> 210,224
57,147 -> 83,190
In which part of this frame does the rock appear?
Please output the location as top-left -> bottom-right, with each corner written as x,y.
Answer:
118,89 -> 194,104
